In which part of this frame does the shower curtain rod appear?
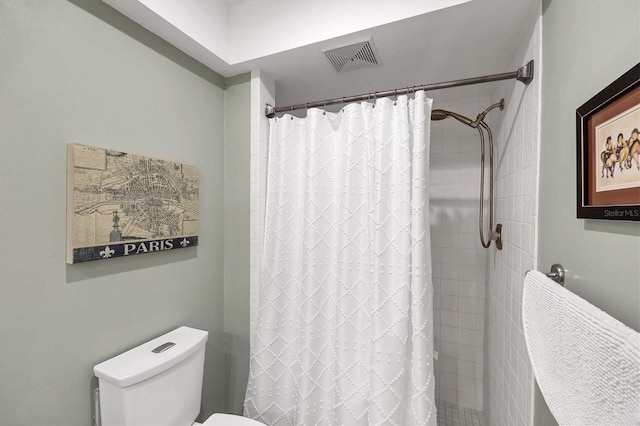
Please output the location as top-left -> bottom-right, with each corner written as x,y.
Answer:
265,60 -> 534,118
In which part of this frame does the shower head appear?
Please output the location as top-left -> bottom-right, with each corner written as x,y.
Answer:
431,109 -> 474,127
432,99 -> 504,128
431,110 -> 450,121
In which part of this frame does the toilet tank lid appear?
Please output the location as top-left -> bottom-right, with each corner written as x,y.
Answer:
93,326 -> 208,388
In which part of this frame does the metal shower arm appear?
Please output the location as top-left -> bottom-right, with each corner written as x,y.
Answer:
471,99 -> 505,128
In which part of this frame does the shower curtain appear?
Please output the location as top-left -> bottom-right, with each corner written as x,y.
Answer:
244,91 -> 435,426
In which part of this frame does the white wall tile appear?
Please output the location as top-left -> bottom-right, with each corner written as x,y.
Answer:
431,97 -> 490,409
483,6 -> 541,425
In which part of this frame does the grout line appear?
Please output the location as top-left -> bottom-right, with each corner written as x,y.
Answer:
436,400 -> 485,426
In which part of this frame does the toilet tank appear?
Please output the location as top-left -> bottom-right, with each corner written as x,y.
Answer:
94,326 -> 209,426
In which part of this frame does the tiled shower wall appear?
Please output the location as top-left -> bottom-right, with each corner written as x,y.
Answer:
483,4 -> 541,426
430,96 -> 490,412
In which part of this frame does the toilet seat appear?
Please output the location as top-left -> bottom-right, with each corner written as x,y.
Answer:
196,413 -> 266,426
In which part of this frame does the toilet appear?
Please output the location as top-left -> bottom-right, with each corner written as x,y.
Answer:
93,326 -> 265,426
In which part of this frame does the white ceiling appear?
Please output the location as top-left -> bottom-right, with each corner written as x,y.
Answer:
103,0 -> 539,107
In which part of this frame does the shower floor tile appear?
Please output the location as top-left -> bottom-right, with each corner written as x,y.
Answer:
436,400 -> 485,426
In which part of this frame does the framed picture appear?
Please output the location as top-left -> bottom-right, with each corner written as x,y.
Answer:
576,63 -> 640,221
67,144 -> 199,263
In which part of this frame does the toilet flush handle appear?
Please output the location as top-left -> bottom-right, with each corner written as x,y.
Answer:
152,342 -> 176,353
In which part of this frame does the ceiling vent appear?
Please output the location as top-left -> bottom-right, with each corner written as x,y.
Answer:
323,38 -> 379,73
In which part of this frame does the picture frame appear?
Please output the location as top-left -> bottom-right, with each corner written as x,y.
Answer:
67,144 -> 199,263
576,63 -> 640,221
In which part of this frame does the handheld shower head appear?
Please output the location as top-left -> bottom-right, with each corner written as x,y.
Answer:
431,100 -> 506,250
431,109 -> 474,126
431,110 -> 450,121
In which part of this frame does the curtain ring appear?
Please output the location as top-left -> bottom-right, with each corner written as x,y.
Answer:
394,89 -> 398,106
323,101 -> 327,115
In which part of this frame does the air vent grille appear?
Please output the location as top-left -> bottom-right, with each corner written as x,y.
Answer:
323,39 -> 379,73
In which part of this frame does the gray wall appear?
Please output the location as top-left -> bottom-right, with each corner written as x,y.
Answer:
0,1 -> 249,424
223,74 -> 252,415
537,1 -> 640,424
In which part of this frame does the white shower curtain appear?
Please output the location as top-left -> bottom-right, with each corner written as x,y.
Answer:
244,91 -> 435,426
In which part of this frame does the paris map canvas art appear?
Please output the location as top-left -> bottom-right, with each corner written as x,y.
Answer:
67,144 -> 199,263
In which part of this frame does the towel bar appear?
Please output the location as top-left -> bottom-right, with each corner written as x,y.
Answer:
527,264 -> 565,286
545,264 -> 565,286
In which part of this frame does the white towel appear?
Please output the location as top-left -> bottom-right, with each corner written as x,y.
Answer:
522,270 -> 640,426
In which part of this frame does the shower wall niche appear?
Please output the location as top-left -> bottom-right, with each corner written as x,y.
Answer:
430,96 -> 490,412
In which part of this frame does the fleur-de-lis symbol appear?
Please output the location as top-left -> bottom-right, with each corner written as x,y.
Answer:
100,246 -> 115,259
180,238 -> 190,248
